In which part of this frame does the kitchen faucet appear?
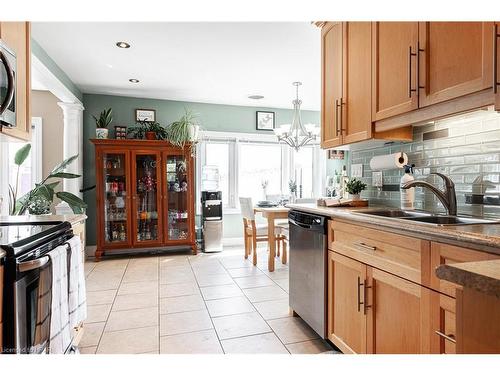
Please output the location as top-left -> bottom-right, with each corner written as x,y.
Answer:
401,173 -> 457,216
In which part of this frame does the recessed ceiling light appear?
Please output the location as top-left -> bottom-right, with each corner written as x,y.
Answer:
116,41 -> 130,49
248,95 -> 264,100
129,78 -> 140,83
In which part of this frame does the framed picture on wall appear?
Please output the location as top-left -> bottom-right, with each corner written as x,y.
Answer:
136,109 -> 156,122
256,111 -> 275,131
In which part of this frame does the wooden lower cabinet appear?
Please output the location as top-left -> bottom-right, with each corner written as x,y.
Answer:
366,267 -> 427,353
327,251 -> 366,353
328,251 -> 427,353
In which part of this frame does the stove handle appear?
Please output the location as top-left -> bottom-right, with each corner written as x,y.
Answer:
18,256 -> 50,273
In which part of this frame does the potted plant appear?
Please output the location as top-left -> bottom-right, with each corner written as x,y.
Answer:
9,144 -> 87,215
345,177 -> 367,200
166,110 -> 200,151
127,120 -> 167,140
93,108 -> 113,139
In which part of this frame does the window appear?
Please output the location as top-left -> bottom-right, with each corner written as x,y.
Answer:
205,142 -> 230,206
239,143 -> 282,203
198,131 -> 325,212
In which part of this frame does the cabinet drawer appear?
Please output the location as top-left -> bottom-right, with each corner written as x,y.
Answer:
430,242 -> 498,297
329,220 -> 427,284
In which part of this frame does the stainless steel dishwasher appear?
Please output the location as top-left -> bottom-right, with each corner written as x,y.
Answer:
288,210 -> 328,338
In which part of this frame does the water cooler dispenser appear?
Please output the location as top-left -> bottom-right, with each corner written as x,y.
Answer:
201,191 -> 223,252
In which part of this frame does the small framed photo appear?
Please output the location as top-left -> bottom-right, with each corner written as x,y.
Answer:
256,111 -> 275,131
135,109 -> 156,122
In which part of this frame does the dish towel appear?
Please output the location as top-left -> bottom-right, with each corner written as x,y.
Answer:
67,236 -> 87,328
48,245 -> 71,354
33,260 -> 52,354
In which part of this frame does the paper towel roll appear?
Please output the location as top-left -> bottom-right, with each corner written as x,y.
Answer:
369,152 -> 408,171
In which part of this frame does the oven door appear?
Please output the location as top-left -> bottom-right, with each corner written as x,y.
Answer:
0,40 -> 16,127
14,256 -> 51,354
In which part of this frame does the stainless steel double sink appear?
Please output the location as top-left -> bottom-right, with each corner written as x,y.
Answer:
355,209 -> 500,226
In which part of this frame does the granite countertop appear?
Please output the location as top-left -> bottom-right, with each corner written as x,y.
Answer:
286,203 -> 500,255
436,260 -> 500,298
0,214 -> 87,226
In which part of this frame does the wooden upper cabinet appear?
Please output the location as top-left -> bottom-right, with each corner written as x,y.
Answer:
366,267 -> 426,353
321,22 -> 342,148
0,22 -> 31,141
342,22 -> 372,144
327,251 -> 367,354
372,22 -> 419,121
419,22 -> 494,107
495,22 -> 500,109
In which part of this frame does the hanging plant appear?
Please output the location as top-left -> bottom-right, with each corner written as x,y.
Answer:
166,109 -> 200,152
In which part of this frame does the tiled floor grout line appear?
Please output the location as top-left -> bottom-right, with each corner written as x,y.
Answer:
187,255 -> 225,354
219,252 -> 292,354
94,258 -> 131,353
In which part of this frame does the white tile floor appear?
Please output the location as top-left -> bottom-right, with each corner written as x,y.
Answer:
79,245 -> 338,354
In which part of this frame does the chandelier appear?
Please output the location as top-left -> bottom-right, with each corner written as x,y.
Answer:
274,82 -> 319,151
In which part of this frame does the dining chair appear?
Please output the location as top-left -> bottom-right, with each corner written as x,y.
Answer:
239,197 -> 269,265
275,223 -> 288,264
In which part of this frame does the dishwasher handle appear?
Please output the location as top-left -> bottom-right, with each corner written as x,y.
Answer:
289,218 -> 312,230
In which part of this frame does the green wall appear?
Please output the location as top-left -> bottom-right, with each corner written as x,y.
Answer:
83,93 -> 320,245
31,39 -> 83,102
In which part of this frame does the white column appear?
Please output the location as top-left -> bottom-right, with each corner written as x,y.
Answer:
56,102 -> 84,214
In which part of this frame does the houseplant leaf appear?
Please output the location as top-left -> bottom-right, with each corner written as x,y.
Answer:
56,191 -> 87,214
50,154 -> 79,175
14,144 -> 31,166
49,172 -> 81,179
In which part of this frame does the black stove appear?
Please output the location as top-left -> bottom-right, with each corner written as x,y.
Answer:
1,221 -> 74,354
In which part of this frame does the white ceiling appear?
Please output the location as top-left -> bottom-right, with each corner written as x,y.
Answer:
31,22 -> 321,110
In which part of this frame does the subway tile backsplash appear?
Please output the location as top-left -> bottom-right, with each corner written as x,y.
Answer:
350,110 -> 500,218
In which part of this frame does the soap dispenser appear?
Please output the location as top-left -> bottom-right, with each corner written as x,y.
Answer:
400,164 -> 415,210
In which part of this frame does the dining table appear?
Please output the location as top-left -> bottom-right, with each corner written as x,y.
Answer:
253,205 -> 290,272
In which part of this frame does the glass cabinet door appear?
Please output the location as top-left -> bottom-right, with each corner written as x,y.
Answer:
165,154 -> 190,241
102,152 -> 129,245
133,152 -> 161,244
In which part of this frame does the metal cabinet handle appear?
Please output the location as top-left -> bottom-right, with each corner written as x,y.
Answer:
335,99 -> 340,136
18,256 -> 50,273
355,242 -> 377,251
417,42 -> 425,91
494,24 -> 500,94
339,98 -> 345,135
408,46 -> 417,98
357,276 -> 363,312
434,330 -> 456,344
363,283 -> 372,315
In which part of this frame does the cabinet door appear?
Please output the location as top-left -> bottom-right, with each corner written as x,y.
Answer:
342,22 -> 372,144
327,251 -> 367,353
419,22 -> 494,107
321,22 -> 343,149
98,150 -> 132,248
163,152 -> 193,243
132,151 -> 163,246
366,267 -> 425,353
0,22 -> 31,140
429,291 -> 456,354
372,22 -> 418,121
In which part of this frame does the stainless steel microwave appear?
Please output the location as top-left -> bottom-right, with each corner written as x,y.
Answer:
0,40 -> 16,128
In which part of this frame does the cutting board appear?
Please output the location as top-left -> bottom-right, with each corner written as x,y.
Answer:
321,198 -> 369,207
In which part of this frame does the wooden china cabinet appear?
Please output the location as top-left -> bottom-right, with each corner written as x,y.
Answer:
91,139 -> 196,260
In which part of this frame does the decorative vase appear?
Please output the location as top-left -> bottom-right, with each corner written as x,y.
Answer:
96,128 -> 109,139
145,131 -> 157,140
349,193 -> 361,201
